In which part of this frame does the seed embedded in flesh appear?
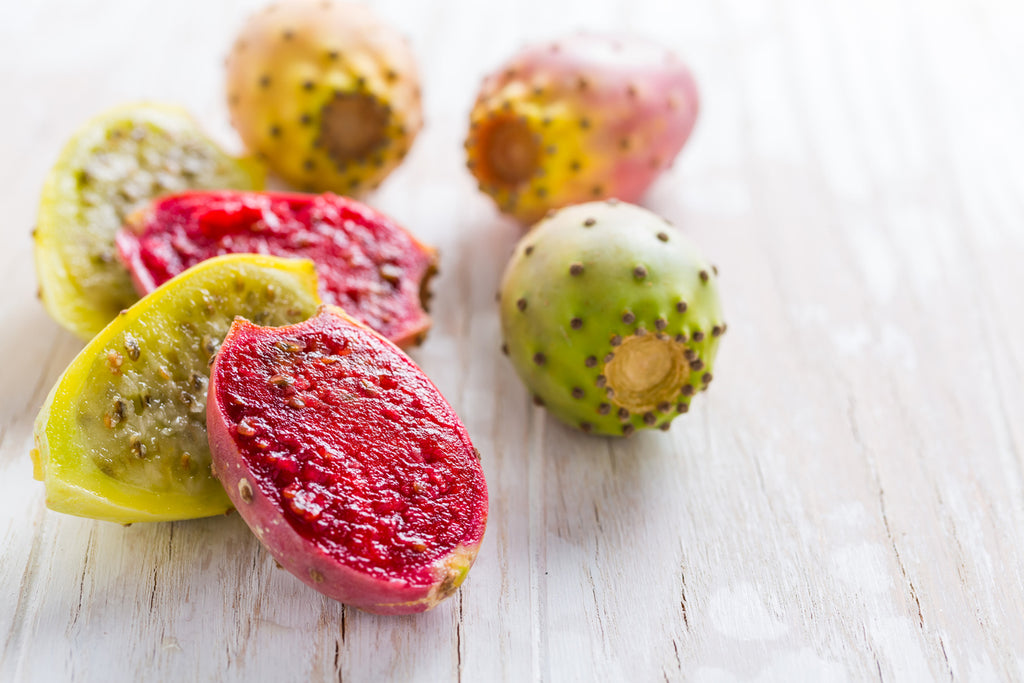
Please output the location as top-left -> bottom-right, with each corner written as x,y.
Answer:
124,335 -> 141,361
236,418 -> 257,437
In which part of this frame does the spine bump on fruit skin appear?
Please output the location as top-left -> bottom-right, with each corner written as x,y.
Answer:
226,0 -> 422,195
465,33 -> 699,224
499,200 -> 725,436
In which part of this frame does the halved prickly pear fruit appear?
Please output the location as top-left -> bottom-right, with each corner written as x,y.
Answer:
207,307 -> 488,614
116,190 -> 437,348
226,0 -> 422,195
31,254 -> 321,523
499,200 -> 725,436
34,102 -> 264,341
466,33 -> 699,223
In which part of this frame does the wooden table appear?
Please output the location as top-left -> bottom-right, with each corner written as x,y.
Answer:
3,0 -> 1023,680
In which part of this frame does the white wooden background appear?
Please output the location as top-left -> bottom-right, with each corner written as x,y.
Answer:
2,0 -> 1023,680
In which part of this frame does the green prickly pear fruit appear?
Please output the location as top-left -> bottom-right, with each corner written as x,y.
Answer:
499,200 -> 725,436
225,0 -> 422,195
465,33 -> 699,224
33,102 -> 264,341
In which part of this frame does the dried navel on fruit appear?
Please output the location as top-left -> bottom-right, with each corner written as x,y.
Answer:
225,0 -> 422,194
499,200 -> 726,436
117,190 -> 437,348
34,102 -> 263,340
466,33 -> 699,223
207,307 -> 488,614
31,254 -> 320,523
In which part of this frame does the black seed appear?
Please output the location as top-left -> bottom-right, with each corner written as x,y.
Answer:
569,262 -> 584,276
658,402 -> 672,413
676,301 -> 687,313
130,436 -> 147,459
517,298 -> 527,311
610,335 -> 622,346
598,403 -> 611,415
533,352 -> 546,365
572,387 -> 584,399
525,245 -> 534,255
571,317 -> 583,330
618,408 -> 630,421
622,311 -> 635,324
677,402 -> 689,413
657,232 -> 669,242
700,270 -> 709,282
124,335 -> 140,361
623,424 -> 635,436
655,318 -> 667,331
692,331 -> 705,342
681,385 -> 695,396
595,375 -> 607,388
643,412 -> 656,425
703,372 -> 713,384
712,325 -> 723,337
580,422 -> 593,433
583,217 -> 596,227
585,355 -> 597,367
634,265 -> 648,279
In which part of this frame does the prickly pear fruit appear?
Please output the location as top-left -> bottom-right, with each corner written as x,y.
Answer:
499,201 -> 725,436
465,33 -> 698,224
33,102 -> 264,341
31,254 -> 321,523
207,306 -> 488,614
116,190 -> 437,347
226,0 -> 422,195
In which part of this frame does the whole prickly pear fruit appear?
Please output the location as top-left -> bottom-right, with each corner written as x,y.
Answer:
226,0 -> 422,195
465,33 -> 698,224
207,307 -> 488,614
31,254 -> 321,523
499,200 -> 725,436
34,102 -> 264,341
116,190 -> 438,347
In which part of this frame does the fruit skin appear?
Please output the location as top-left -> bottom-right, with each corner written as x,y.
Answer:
116,190 -> 438,348
207,307 -> 487,614
31,254 -> 321,523
465,33 -> 699,224
34,102 -> 264,341
499,200 -> 725,436
226,0 -> 422,195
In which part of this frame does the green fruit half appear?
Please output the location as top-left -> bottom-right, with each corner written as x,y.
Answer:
34,102 -> 264,341
31,254 -> 321,523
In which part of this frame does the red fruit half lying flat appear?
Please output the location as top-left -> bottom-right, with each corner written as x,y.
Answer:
117,191 -> 437,347
206,306 -> 487,614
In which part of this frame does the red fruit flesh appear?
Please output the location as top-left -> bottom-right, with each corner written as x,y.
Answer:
117,191 -> 437,347
207,307 -> 487,614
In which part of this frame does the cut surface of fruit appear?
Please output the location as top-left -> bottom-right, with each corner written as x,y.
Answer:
207,307 -> 487,613
34,102 -> 263,340
117,191 -> 437,347
31,254 -> 320,523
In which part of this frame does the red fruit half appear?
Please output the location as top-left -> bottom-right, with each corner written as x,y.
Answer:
206,307 -> 487,614
117,191 -> 437,347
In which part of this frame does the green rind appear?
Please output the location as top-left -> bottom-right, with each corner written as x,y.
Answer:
35,102 -> 265,341
499,201 -> 725,436
32,254 -> 320,523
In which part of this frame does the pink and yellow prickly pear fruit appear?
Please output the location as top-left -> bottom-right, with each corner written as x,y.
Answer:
465,33 -> 699,224
225,1 -> 422,195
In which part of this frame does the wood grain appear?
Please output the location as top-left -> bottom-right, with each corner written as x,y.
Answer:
2,0 -> 1023,680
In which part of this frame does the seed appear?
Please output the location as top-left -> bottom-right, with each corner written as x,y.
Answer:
124,334 -> 140,361
129,436 -> 147,459
533,352 -> 546,365
634,265 -> 648,279
287,397 -> 306,409
572,387 -> 584,399
657,232 -> 669,242
618,407 -> 630,421
269,373 -> 294,387
236,419 -> 257,437
676,301 -> 687,313
158,365 -> 171,380
569,262 -> 584,276
692,331 -> 705,342
595,375 -> 607,388
571,317 -> 583,330
598,403 -> 611,415
181,453 -> 192,469
238,478 -> 254,504
107,350 -> 123,373
583,217 -> 596,227
622,311 -> 635,324
622,424 -> 635,436
202,335 -> 218,358
179,390 -> 195,405
584,355 -> 597,368
105,399 -> 126,429
643,412 -> 657,425
517,298 -> 527,311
